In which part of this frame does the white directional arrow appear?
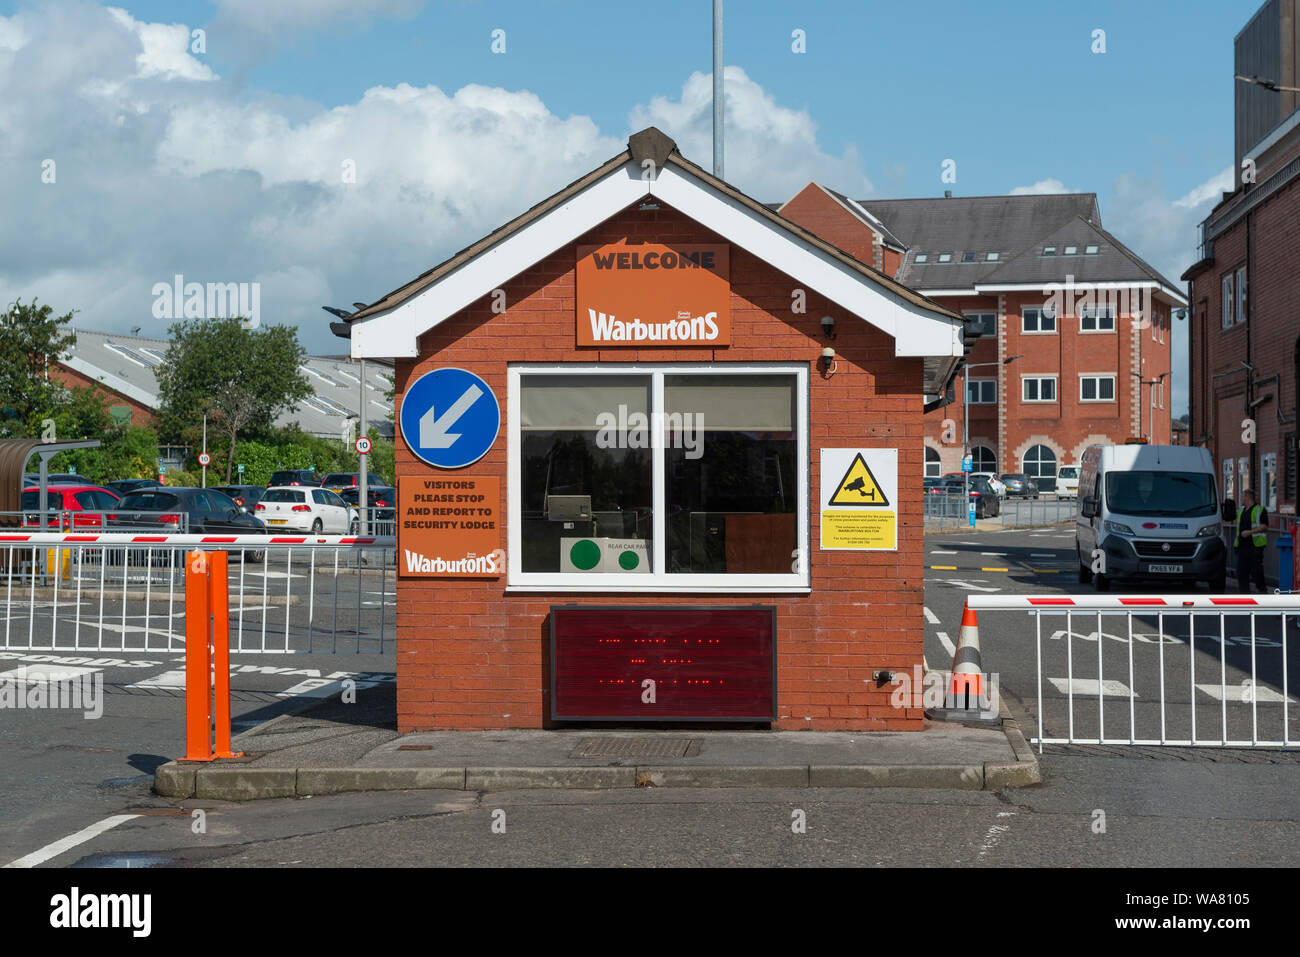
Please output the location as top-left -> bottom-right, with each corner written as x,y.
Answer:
419,383 -> 483,449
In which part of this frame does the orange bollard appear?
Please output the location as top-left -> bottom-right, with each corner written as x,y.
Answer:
184,550 -> 215,761
208,551 -> 242,759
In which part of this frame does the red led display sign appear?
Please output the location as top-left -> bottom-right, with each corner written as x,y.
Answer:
550,606 -> 776,721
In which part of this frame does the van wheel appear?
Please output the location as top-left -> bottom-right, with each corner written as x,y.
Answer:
1094,571 -> 1111,592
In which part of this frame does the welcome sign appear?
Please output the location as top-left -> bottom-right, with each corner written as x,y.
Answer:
576,242 -> 730,347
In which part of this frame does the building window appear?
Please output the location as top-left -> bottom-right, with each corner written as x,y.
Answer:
1023,444 -> 1057,492
1022,306 -> 1056,333
967,379 -> 996,404
965,312 -> 996,337
1063,245 -> 1078,255
1084,244 -> 1099,255
1159,381 -> 1164,409
937,252 -> 952,263
925,446 -> 942,478
1262,452 -> 1277,511
1022,376 -> 1057,402
986,252 -> 1000,261
1080,375 -> 1116,402
961,251 -> 977,263
1080,305 -> 1115,332
1238,456 -> 1250,494
1222,272 -> 1235,328
914,253 -> 928,263
1235,265 -> 1247,325
509,366 -> 807,590
1042,245 -> 1057,256
971,446 -> 996,472
1223,458 -> 1236,502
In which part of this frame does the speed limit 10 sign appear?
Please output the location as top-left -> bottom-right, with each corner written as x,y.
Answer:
198,452 -> 211,466
355,437 -> 372,455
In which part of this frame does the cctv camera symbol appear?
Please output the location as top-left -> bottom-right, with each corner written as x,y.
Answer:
844,477 -> 873,498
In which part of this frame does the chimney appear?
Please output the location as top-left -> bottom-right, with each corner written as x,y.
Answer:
944,190 -> 952,199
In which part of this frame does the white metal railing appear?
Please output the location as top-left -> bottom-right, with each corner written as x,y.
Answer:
967,594 -> 1298,751
0,532 -> 396,654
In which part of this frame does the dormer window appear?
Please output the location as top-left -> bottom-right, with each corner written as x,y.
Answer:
1042,245 -> 1057,256
937,252 -> 952,263
914,253 -> 929,263
1084,244 -> 1100,255
961,251 -> 977,263
1063,245 -> 1078,255
986,252 -> 1000,261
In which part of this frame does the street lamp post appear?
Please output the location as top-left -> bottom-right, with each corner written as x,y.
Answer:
1131,371 -> 1170,440
962,355 -> 1021,503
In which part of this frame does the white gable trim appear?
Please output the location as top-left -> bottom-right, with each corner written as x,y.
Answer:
59,357 -> 158,408
351,160 -> 961,359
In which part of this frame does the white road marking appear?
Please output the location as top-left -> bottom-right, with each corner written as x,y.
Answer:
4,814 -> 139,868
1195,683 -> 1292,703
923,606 -> 940,625
935,630 -> 956,657
943,579 -> 1001,593
1030,552 -> 1057,557
126,669 -> 187,690
976,812 -> 1016,861
1047,677 -> 1136,697
930,550 -> 957,555
981,552 -> 1006,556
0,664 -> 101,683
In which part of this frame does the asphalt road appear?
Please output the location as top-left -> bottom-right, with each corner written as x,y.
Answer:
2,522 -> 1297,870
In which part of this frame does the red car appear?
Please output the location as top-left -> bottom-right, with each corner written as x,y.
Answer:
21,485 -> 121,529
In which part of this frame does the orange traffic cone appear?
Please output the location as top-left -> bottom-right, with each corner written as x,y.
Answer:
926,602 -> 1001,724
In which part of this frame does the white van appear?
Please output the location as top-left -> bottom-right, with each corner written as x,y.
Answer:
1075,444 -> 1227,592
1056,465 -> 1080,499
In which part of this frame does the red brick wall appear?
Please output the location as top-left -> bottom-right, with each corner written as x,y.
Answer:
51,365 -> 155,428
779,184 -> 881,268
394,203 -> 929,731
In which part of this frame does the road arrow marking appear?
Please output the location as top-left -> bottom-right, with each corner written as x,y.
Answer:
418,383 -> 483,449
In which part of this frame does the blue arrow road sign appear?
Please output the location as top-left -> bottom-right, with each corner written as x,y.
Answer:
400,367 -> 500,469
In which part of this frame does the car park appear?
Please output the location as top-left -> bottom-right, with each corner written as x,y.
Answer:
21,485 -> 120,528
256,486 -> 356,533
211,484 -> 266,511
970,472 -> 1007,499
321,472 -> 389,493
1056,466 -> 1081,499
109,487 -> 268,559
267,469 -> 321,488
1000,473 -> 1039,499
340,485 -> 397,532
105,478 -> 162,496
939,475 -> 1000,518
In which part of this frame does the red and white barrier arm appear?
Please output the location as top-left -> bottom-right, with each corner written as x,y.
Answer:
966,594 -> 1300,610
0,532 -> 394,546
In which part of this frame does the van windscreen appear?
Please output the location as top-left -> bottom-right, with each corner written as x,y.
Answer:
1105,471 -> 1216,517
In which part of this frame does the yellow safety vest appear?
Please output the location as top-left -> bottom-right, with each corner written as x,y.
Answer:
1234,505 -> 1267,548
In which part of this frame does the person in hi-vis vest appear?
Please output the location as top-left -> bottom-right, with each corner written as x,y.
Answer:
1234,488 -> 1269,594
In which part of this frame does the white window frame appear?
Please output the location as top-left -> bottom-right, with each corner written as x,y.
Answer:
966,378 -> 996,404
964,311 -> 997,338
1222,272 -> 1235,328
924,446 -> 942,479
1235,265 -> 1247,325
1079,305 -> 1115,334
1079,374 -> 1116,403
506,362 -> 810,593
1022,375 -> 1058,403
1022,306 -> 1057,334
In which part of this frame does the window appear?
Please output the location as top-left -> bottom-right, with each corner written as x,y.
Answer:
1080,375 -> 1116,402
1159,381 -> 1164,409
961,251 -> 977,263
966,379 -> 996,404
1238,456 -> 1250,494
965,313 -> 996,337
1262,452 -> 1277,511
937,252 -> 952,263
1084,244 -> 1099,255
1022,376 -> 1057,402
1222,458 -> 1235,501
1042,245 -> 1058,256
1023,445 -> 1057,491
1222,271 -> 1236,328
1080,305 -> 1115,332
1022,306 -> 1056,333
986,252 -> 1000,261
1063,245 -> 1078,255
971,446 -> 996,472
1235,265 -> 1247,325
914,253 -> 928,263
925,446 -> 941,478
510,366 -> 808,589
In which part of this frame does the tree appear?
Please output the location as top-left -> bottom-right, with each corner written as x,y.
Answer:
0,299 -> 78,437
155,318 -> 312,482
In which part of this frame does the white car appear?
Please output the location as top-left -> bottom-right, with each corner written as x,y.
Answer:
970,473 -> 1007,499
256,485 -> 357,533
1056,466 -> 1081,499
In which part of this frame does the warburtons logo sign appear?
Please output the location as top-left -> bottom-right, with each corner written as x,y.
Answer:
576,242 -> 730,347
403,551 -> 499,575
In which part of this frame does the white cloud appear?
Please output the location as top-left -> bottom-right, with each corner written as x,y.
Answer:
1009,178 -> 1075,195
106,7 -> 216,81
1173,166 -> 1233,208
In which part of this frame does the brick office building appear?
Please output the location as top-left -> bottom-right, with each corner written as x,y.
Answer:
336,129 -> 966,732
779,186 -> 1185,490
1183,0 -> 1300,525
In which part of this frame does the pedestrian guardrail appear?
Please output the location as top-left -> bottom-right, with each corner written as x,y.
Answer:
967,594 -> 1299,751
999,497 -> 1076,529
0,532 -> 396,654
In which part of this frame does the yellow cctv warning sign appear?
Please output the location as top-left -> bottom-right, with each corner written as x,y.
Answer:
820,448 -> 898,550
827,453 -> 890,507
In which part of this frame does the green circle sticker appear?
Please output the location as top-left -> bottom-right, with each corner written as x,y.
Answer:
617,549 -> 640,570
569,539 -> 602,570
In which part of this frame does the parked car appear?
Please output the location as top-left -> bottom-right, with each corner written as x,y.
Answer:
939,476 -> 1000,518
108,488 -> 268,560
1000,473 -> 1039,499
21,485 -> 120,528
266,469 -> 321,488
971,472 -> 1007,499
23,472 -> 86,486
211,484 -> 266,511
339,485 -> 396,531
1056,466 -> 1081,499
105,478 -> 162,496
256,486 -> 356,533
321,472 -> 389,493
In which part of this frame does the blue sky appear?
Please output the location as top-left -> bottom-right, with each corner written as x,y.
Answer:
0,0 -> 1272,414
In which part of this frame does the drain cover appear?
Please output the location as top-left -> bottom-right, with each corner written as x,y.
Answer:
570,737 -> 700,759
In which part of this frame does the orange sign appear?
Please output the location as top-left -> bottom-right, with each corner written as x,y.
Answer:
398,475 -> 502,577
576,242 -> 730,347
